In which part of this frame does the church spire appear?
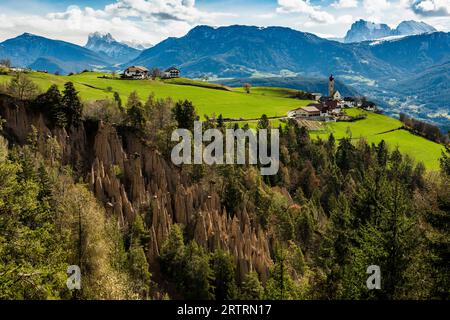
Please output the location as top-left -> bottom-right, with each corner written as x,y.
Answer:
329,74 -> 335,98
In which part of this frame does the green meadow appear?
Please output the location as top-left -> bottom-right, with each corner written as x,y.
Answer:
311,109 -> 403,139
0,72 -> 446,170
0,72 -> 310,119
311,109 -> 445,170
233,86 -> 302,98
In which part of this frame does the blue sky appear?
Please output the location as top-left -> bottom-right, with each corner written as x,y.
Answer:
0,0 -> 448,45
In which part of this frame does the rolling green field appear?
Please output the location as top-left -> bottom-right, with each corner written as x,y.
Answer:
311,109 -> 403,139
365,130 -> 446,170
311,109 -> 445,170
0,72 -> 446,170
233,86 -> 302,98
0,72 -> 310,119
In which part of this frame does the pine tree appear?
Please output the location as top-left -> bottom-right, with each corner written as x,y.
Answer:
212,249 -> 238,300
264,248 -> 297,300
240,272 -> 263,300
128,240 -> 151,298
421,156 -> 450,299
257,114 -> 270,130
183,241 -> 214,300
217,114 -> 224,129
126,91 -> 145,129
160,224 -> 186,283
335,138 -> 356,174
319,193 -> 354,299
62,82 -> 83,127
349,167 -> 424,299
35,85 -> 66,127
172,100 -> 198,130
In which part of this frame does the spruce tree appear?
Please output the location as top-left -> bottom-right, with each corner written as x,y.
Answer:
183,241 -> 214,300
212,249 -> 238,300
172,100 -> 198,130
240,272 -> 263,300
257,114 -> 270,130
35,85 -> 66,127
126,91 -> 145,129
62,82 -> 83,127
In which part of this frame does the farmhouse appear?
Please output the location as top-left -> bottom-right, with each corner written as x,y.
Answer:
288,106 -> 321,119
123,66 -> 149,79
163,67 -> 181,79
343,97 -> 357,108
308,103 -> 330,116
362,101 -> 377,112
311,93 -> 322,101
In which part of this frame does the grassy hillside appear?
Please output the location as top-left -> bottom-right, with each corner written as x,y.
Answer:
162,77 -> 232,91
0,72 -> 309,119
233,87 -> 302,98
312,109 -> 403,138
0,72 -> 445,170
311,109 -> 445,170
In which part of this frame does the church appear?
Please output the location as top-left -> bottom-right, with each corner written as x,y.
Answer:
328,74 -> 342,101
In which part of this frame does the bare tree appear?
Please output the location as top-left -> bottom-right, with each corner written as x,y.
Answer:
243,83 -> 252,94
0,58 -> 11,68
7,73 -> 39,100
151,68 -> 161,80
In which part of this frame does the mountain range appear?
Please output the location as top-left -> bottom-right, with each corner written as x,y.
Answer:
1,23 -> 445,81
0,22 -> 448,127
85,32 -> 142,65
0,33 -> 107,73
344,20 -> 437,43
127,25 -> 448,127
127,25 -> 449,81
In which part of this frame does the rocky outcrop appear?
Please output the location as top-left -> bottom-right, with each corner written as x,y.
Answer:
0,97 -> 273,282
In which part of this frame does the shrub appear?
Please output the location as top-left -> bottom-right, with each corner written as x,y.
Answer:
83,99 -> 125,124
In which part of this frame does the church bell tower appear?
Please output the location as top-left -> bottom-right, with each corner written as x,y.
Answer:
329,74 -> 335,98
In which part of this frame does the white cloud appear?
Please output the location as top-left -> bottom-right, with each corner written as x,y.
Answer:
411,0 -> 450,16
331,0 -> 359,9
337,14 -> 354,23
363,0 -> 391,14
103,0 -> 212,23
0,0 -> 230,45
277,0 -> 335,24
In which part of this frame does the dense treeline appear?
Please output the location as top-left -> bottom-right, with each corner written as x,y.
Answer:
399,113 -> 449,144
0,126 -> 148,299
0,74 -> 449,300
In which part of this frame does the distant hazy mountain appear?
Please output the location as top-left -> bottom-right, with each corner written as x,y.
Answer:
122,40 -> 153,51
365,32 -> 449,74
129,25 -> 449,80
85,32 -> 141,64
127,25 -> 392,79
0,33 -> 108,73
387,60 -> 450,111
396,20 -> 437,36
345,20 -> 393,43
344,19 -> 436,43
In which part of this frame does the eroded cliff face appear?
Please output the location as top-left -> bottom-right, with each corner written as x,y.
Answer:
0,97 -> 272,282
